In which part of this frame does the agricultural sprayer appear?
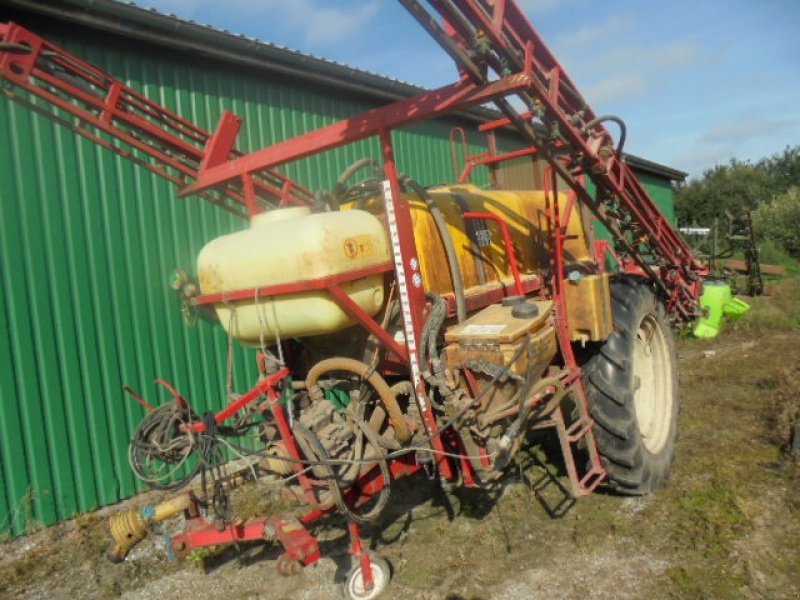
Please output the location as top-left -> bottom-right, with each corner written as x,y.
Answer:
0,1 -> 706,596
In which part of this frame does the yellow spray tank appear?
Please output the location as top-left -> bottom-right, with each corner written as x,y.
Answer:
196,184 -> 610,345
196,206 -> 391,345
398,184 -> 594,295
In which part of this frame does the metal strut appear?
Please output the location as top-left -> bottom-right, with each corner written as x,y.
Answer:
400,0 -> 707,323
0,21 -> 314,219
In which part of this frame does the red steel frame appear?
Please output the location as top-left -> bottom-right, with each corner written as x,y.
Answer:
0,0 -> 709,583
400,0 -> 707,321
462,212 -> 525,295
0,22 -> 314,218
167,363 -> 423,583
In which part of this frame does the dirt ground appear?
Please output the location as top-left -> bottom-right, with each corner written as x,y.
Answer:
2,281 -> 799,600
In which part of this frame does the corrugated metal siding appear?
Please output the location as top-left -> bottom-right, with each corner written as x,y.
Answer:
0,25 -> 503,534
634,172 -> 677,223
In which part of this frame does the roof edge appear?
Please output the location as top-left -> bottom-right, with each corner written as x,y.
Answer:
625,153 -> 688,182
3,0 -> 494,118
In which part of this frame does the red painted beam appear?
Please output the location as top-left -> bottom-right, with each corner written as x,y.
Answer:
181,72 -> 535,196
193,261 -> 394,306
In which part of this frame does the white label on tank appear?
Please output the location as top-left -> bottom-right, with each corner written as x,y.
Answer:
475,229 -> 492,247
462,324 -> 507,335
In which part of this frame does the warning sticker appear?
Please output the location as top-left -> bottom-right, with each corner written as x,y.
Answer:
461,324 -> 507,335
343,235 -> 374,259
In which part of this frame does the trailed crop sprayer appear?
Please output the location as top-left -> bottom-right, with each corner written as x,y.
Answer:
0,1 -> 707,596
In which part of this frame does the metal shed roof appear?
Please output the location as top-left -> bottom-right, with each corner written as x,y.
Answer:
4,0 -> 437,102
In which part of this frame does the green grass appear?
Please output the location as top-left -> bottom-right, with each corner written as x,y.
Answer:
733,278 -> 800,331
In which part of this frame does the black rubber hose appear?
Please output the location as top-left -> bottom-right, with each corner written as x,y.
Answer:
418,292 -> 455,409
425,293 -> 448,387
402,176 -> 467,323
583,115 -> 627,158
333,158 -> 380,201
292,420 -> 390,525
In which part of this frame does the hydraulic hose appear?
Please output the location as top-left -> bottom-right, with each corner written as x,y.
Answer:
402,176 -> 467,323
333,158 -> 380,202
418,292 -> 455,408
293,419 -> 390,525
583,115 -> 627,158
0,43 -> 32,54
493,376 -> 568,469
305,357 -> 411,443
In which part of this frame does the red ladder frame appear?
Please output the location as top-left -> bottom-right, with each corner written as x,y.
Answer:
0,22 -> 315,218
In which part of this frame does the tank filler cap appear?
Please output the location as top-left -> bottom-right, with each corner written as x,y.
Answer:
511,302 -> 539,319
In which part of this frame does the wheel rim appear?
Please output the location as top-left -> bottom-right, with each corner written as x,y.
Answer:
347,559 -> 388,600
632,314 -> 674,454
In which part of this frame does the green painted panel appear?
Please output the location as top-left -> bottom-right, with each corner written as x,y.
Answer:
635,172 -> 677,224
0,19 -> 514,534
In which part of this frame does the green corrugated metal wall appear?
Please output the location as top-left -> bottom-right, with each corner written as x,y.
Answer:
0,20 -> 502,535
635,172 -> 677,223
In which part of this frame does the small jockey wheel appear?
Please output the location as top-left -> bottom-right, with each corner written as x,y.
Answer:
344,555 -> 390,600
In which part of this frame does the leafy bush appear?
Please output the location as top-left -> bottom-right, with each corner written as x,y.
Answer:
674,160 -> 771,226
753,187 -> 800,258
758,237 -> 793,266
675,146 -> 800,228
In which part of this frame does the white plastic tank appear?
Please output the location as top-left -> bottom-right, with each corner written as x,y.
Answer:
197,207 -> 391,345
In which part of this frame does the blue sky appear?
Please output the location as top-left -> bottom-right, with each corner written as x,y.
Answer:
140,0 -> 799,179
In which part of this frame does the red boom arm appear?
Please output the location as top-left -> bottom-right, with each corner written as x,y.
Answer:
1,2 -> 705,321
0,21 -> 314,219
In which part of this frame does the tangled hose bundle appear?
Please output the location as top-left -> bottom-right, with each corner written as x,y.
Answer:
128,403 -> 203,490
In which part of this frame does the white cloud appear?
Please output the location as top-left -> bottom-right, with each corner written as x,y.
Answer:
670,116 -> 799,177
555,15 -> 632,52
702,116 -> 798,145
299,3 -> 380,46
601,41 -> 704,70
670,145 -> 738,177
652,41 -> 704,68
583,72 -> 648,104
560,33 -> 705,108
140,0 -> 380,47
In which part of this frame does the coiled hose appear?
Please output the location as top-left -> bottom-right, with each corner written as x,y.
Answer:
293,419 -> 390,525
305,357 -> 411,443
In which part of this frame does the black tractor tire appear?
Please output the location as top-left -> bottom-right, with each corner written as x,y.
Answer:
583,275 -> 679,495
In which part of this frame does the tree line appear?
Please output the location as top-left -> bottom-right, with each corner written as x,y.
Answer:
674,146 -> 800,259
